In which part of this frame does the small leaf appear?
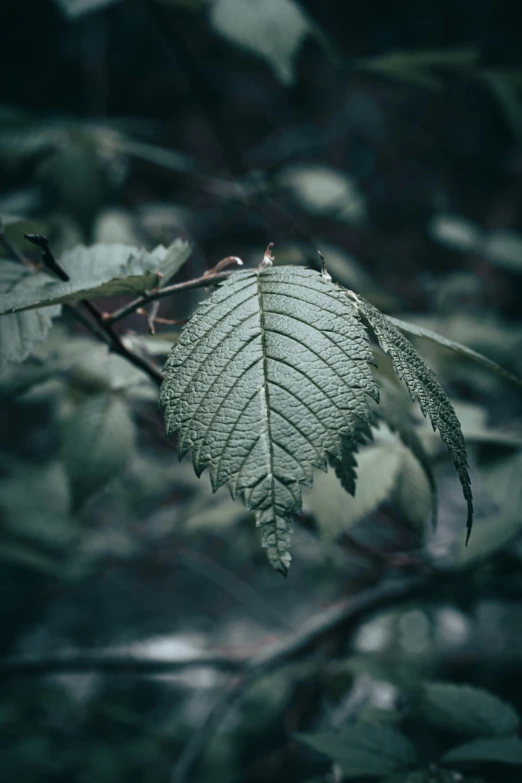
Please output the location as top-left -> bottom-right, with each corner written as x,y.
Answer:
160,266 -> 378,572
209,0 -> 310,85
421,683 -> 519,738
0,243 -> 186,315
0,260 -> 61,367
61,394 -> 136,508
355,296 -> 473,540
388,315 -> 522,387
296,723 -> 417,778
442,737 -> 522,766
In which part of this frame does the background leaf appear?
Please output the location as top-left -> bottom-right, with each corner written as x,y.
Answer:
209,0 -> 310,85
61,394 -> 136,508
0,260 -> 61,367
442,736 -> 522,766
420,682 -> 519,737
296,723 -> 417,778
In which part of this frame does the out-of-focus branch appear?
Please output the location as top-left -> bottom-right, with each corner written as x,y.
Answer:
0,653 -> 244,680
171,574 -> 432,783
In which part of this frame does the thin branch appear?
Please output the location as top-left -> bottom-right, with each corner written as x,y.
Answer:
0,653 -> 243,680
106,270 -> 233,324
171,574 -> 432,783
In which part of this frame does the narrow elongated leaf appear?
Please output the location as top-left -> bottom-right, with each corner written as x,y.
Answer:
209,0 -> 310,85
421,683 -> 519,738
296,724 -> 417,778
0,260 -> 61,367
354,296 -> 473,540
61,394 -> 136,508
160,267 -> 378,572
442,737 -> 522,766
387,316 -> 522,387
0,242 -> 190,315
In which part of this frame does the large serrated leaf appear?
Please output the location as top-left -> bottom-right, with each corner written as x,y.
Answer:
160,267 -> 378,573
296,723 -> 417,778
355,296 -> 473,540
0,241 -> 190,315
421,683 -> 519,738
0,260 -> 61,367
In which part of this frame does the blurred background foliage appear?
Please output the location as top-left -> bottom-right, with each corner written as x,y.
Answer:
1,0 -> 522,781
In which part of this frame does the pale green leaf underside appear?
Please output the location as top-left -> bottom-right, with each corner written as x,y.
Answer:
0,241 -> 190,315
356,296 -> 473,539
0,260 -> 61,367
387,315 -> 522,388
160,267 -> 378,573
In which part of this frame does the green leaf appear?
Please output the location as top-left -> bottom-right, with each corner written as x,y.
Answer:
0,260 -> 61,367
53,0 -> 122,18
354,296 -> 473,541
296,723 -> 417,778
312,430 -> 404,540
61,394 -> 136,508
357,47 -> 479,91
209,0 -> 311,85
157,238 -> 193,287
421,683 -> 519,738
371,378 -> 437,527
387,315 -> 522,388
442,737 -> 522,766
0,242 -> 189,315
160,266 -> 378,573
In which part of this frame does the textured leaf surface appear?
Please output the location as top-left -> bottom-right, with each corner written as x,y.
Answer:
61,394 -> 136,508
0,242 -> 190,315
296,724 -> 417,778
0,260 -> 61,367
209,0 -> 310,85
387,315 -> 522,387
442,737 -> 522,766
421,683 -> 519,738
160,267 -> 378,572
355,296 -> 473,540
